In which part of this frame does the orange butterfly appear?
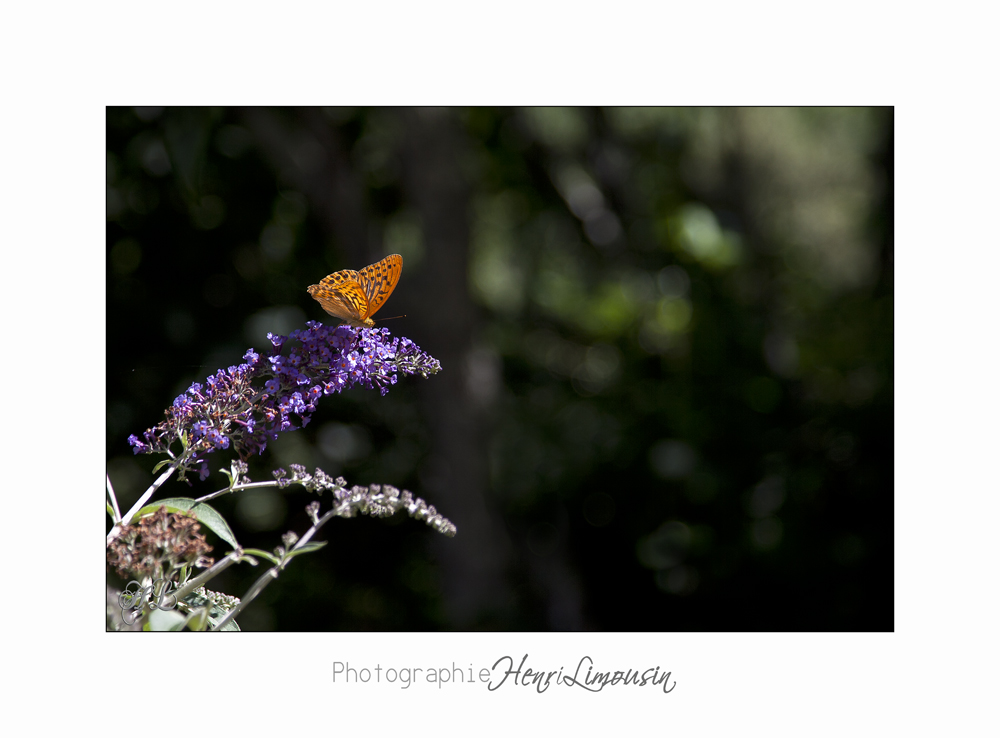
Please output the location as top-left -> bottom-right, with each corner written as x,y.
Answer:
307,254 -> 403,328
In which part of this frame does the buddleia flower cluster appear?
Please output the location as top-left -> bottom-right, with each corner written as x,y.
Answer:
109,323 -> 454,631
127,324 -> 441,467
275,464 -> 457,537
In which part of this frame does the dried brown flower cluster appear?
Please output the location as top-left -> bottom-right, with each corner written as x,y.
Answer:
107,506 -> 214,581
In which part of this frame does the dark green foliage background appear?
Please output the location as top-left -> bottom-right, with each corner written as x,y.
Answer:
107,107 -> 892,631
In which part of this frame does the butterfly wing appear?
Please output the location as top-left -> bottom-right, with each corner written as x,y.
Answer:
317,268 -> 362,292
356,254 -> 403,320
307,269 -> 370,324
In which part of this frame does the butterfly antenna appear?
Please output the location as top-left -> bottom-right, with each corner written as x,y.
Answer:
376,314 -> 407,322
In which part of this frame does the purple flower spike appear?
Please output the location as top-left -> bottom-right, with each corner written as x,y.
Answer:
129,324 -> 441,461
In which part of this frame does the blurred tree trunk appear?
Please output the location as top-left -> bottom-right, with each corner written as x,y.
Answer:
239,107 -> 369,264
399,108 -> 515,627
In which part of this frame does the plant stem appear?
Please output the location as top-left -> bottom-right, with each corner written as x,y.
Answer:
210,505 -> 344,630
107,474 -> 122,523
195,480 -> 279,504
172,549 -> 244,603
106,462 -> 179,546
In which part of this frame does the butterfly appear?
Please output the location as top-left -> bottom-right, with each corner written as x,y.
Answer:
306,254 -> 403,328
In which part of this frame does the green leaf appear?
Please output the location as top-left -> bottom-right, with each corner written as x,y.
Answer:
187,504 -> 239,549
137,497 -> 197,515
186,607 -> 211,632
151,458 -> 175,475
148,608 -> 186,631
136,498 -> 239,548
241,548 -> 281,565
285,541 -> 328,559
107,503 -> 116,521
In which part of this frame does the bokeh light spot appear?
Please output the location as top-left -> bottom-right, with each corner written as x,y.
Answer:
235,488 -> 287,532
637,521 -> 692,569
750,517 -> 783,550
649,439 -> 697,480
110,238 -> 142,275
318,422 -> 372,464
